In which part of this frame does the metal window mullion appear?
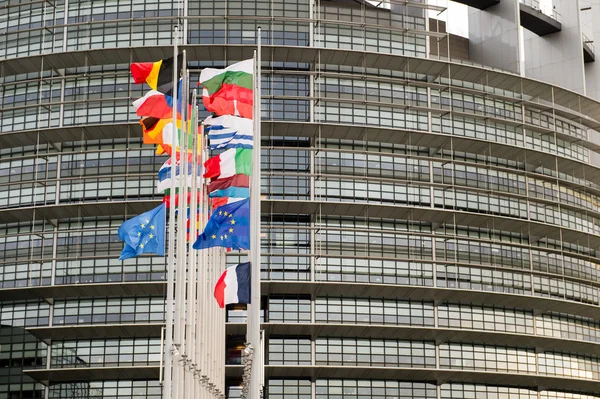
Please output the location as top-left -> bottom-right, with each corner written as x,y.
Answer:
50,225 -> 58,286
62,0 -> 69,52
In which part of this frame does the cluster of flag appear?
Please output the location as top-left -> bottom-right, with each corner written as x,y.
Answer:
117,55 -> 187,260
117,56 -> 254,307
194,60 -> 255,306
192,59 -> 255,258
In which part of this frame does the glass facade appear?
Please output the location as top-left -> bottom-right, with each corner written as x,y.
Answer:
3,0 -> 600,398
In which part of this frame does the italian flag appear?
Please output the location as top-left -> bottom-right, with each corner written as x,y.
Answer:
200,59 -> 254,119
203,148 -> 252,180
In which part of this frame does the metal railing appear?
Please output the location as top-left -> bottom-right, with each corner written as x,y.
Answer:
583,32 -> 595,55
519,0 -> 561,23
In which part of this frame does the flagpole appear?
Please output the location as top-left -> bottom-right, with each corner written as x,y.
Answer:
199,131 -> 209,396
163,26 -> 179,399
192,110 -> 203,399
189,90 -> 199,399
173,49 -> 187,399
184,68 -> 194,399
248,28 -> 262,399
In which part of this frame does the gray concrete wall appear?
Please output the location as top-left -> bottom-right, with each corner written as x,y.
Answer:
468,0 -> 522,73
582,0 -> 600,100
523,0 -> 586,94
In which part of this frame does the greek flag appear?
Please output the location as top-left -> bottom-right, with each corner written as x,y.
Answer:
204,115 -> 253,150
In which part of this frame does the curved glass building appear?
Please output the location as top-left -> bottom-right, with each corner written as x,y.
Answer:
4,0 -> 600,398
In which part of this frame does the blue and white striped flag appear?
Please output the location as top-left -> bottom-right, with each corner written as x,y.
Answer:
204,115 -> 254,150
157,155 -> 202,193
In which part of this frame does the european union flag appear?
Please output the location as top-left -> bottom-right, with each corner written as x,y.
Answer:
193,198 -> 250,250
118,203 -> 166,260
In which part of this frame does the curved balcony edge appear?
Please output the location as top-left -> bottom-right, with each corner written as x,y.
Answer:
226,322 -> 600,357
3,121 -> 599,181
2,44 -> 599,128
23,365 -> 160,385
0,281 -> 166,301
26,323 -> 165,343
262,365 -> 600,393
263,281 -> 600,321
0,199 -> 598,259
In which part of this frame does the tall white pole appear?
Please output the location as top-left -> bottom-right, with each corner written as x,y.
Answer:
184,70 -> 194,399
163,25 -> 179,399
248,28 -> 263,399
197,133 -> 207,398
173,49 -> 188,399
189,91 -> 199,399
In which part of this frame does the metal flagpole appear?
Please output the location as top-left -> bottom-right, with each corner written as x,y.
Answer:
248,28 -> 263,399
197,134 -> 205,398
199,132 -> 210,396
219,248 -> 226,392
184,70 -> 194,399
203,135 -> 210,398
192,109 -> 203,399
163,25 -> 179,399
173,49 -> 188,399
189,90 -> 199,399
210,246 -> 216,391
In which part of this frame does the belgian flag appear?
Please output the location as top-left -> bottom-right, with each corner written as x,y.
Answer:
130,54 -> 183,95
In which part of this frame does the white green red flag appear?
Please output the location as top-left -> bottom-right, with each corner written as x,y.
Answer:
200,59 -> 254,119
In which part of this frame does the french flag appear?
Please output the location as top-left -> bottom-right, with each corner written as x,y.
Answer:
214,262 -> 251,308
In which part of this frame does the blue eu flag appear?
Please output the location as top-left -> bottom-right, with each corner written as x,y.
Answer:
118,203 -> 166,260
193,198 -> 250,250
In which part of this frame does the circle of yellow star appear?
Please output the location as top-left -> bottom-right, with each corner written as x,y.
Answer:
212,234 -> 217,239
229,228 -> 234,233
231,220 -> 236,225
149,233 -> 154,239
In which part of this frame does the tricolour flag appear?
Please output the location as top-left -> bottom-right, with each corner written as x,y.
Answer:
210,197 -> 246,210
157,156 -> 203,193
118,203 -> 166,260
208,174 -> 250,194
133,90 -> 174,119
143,120 -> 200,154
214,262 -> 251,308
203,148 -> 252,180
208,187 -> 249,199
130,54 -> 183,94
193,198 -> 250,250
204,115 -> 253,150
200,59 -> 253,119
141,117 -> 180,144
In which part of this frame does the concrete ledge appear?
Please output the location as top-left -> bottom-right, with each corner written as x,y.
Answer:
2,121 -> 598,180
0,281 -> 166,301
519,3 -> 562,36
23,365 -> 159,385
26,323 -> 164,343
451,0 -> 500,10
226,323 -> 600,356
2,45 -> 599,128
584,41 -> 596,63
263,281 -> 600,321
263,365 -> 600,392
